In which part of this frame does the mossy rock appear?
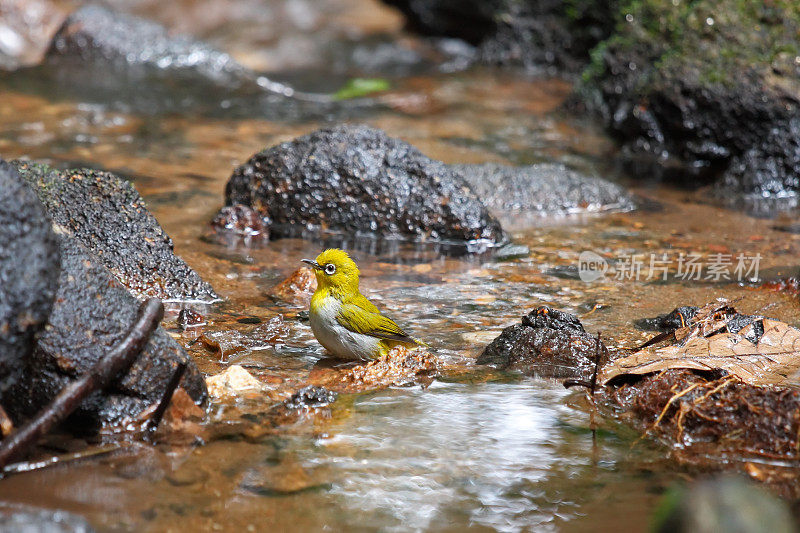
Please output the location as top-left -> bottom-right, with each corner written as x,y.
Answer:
580,0 -> 800,201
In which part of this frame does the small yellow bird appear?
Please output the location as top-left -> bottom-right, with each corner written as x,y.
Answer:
302,249 -> 422,360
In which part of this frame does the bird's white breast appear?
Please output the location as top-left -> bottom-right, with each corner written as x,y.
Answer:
309,296 -> 381,360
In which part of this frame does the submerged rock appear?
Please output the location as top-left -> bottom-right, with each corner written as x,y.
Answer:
455,163 -> 634,227
222,124 -> 505,246
2,237 -> 207,428
580,0 -> 800,203
477,306 -> 603,380
383,0 -> 620,73
13,160 -> 217,302
0,161 -> 59,396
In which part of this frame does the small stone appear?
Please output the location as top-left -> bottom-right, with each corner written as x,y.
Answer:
283,386 -> 337,409
270,266 -> 317,305
477,306 -> 602,380
178,308 -> 206,331
494,243 -> 530,261
210,204 -> 270,242
206,365 -> 265,399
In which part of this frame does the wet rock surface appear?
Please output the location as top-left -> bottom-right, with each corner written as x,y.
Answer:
209,204 -> 270,245
13,160 -> 217,302
222,124 -> 506,246
455,163 -> 635,226
2,237 -> 208,428
0,161 -> 60,396
283,386 -> 337,409
635,306 -> 699,331
270,266 -> 317,306
384,0 -> 619,72
580,0 -> 800,203
477,307 -> 602,380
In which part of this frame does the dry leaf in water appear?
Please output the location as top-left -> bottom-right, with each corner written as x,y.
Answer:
602,301 -> 800,387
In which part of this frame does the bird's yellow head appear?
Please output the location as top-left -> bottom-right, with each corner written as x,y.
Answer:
302,248 -> 359,296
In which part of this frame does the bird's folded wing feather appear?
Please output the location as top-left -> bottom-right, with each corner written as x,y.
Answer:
336,298 -> 415,343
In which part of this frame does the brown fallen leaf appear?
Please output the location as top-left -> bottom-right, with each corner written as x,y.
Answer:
602,302 -> 800,388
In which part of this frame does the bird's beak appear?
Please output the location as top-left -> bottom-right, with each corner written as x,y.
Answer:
301,259 -> 321,270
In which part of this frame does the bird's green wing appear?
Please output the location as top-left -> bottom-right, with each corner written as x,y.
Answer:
336,295 -> 416,343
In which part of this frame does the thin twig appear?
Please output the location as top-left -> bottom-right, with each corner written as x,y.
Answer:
2,443 -> 123,476
589,332 -> 602,396
0,298 -> 163,469
146,361 -> 187,433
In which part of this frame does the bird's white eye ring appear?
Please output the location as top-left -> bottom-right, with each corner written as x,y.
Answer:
324,264 -> 336,275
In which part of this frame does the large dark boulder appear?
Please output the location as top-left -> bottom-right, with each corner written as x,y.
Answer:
0,161 -> 60,396
477,306 -> 603,380
2,237 -> 207,427
383,0 -> 620,72
13,160 -> 217,302
222,124 -> 506,246
455,162 -> 634,227
580,0 -> 800,204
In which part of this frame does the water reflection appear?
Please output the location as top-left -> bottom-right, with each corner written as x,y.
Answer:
323,381 -> 576,531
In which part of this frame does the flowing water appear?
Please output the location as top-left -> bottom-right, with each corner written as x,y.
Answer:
0,1 -> 799,531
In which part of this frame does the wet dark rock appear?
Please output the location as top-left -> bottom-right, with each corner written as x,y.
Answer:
521,307 -> 585,332
13,160 -> 217,302
383,0 -> 620,73
455,163 -> 634,227
209,204 -> 270,244
0,161 -> 59,396
222,124 -> 505,246
0,508 -> 95,533
2,237 -> 207,428
653,476 -> 797,533
636,304 -> 769,344
635,306 -> 699,331
477,306 -> 602,380
177,308 -> 206,331
283,386 -> 337,409
580,0 -> 800,202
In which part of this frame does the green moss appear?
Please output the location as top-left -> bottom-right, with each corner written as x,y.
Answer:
582,0 -> 800,89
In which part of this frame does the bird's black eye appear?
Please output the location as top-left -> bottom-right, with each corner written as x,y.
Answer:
324,263 -> 336,275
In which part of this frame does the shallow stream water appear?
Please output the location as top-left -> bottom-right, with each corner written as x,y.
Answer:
0,1 -> 799,530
